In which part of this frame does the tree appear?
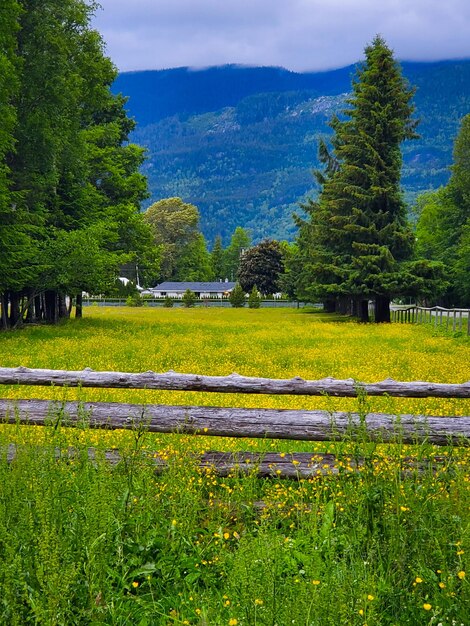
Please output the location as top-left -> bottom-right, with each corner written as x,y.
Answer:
238,240 -> 284,295
296,36 -> 418,322
144,197 -> 201,281
0,1 -> 35,328
223,227 -> 251,281
229,283 -> 246,307
176,233 -> 213,281
182,288 -> 196,308
1,0 -> 151,326
248,285 -> 261,309
416,114 -> 470,305
211,235 -> 225,280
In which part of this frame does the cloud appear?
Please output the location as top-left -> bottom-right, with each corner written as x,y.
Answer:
92,0 -> 470,72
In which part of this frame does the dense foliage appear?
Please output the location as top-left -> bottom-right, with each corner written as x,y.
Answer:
416,114 -> 470,306
0,0 -> 153,328
238,240 -> 284,295
117,61 -> 470,243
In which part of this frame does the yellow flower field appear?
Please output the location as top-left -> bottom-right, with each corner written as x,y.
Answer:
0,307 -> 468,624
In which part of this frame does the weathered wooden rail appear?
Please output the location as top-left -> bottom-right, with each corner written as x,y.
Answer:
1,366 -> 470,398
0,367 -> 469,477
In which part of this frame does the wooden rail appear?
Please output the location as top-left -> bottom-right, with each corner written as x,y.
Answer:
1,399 -> 469,446
2,446 -> 447,480
1,367 -> 470,398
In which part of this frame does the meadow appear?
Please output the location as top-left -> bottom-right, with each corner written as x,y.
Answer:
0,307 -> 468,625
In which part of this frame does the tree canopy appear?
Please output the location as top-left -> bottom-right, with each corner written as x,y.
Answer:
0,0 -> 153,327
238,240 -> 285,295
416,114 -> 470,305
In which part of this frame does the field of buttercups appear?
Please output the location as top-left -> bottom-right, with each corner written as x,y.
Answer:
0,307 -> 468,625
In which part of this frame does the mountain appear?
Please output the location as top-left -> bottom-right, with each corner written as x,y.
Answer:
113,61 -> 470,244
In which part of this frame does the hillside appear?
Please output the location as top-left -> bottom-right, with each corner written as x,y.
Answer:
114,61 -> 470,243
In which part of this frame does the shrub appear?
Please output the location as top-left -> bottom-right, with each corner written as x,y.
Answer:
248,285 -> 261,309
182,289 -> 197,308
229,283 -> 246,307
163,296 -> 174,308
126,293 -> 143,307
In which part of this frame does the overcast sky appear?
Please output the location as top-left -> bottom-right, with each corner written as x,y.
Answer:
92,0 -> 470,73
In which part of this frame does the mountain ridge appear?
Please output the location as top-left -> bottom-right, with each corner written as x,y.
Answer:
113,61 -> 470,243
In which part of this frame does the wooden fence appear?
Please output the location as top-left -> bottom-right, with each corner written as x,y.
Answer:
391,305 -> 470,335
0,367 -> 469,478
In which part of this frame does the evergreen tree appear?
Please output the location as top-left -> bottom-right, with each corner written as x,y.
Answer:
0,1 -> 34,328
211,235 -> 225,280
416,114 -> 470,305
229,283 -> 246,308
297,37 -> 418,322
248,285 -> 261,309
182,289 -> 196,308
223,227 -> 251,281
176,233 -> 213,281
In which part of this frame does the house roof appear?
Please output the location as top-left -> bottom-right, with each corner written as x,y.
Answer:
152,282 -> 236,292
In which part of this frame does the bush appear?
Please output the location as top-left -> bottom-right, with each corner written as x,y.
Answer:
229,283 -> 246,308
182,289 -> 197,308
126,293 -> 143,307
163,296 -> 174,308
248,285 -> 261,308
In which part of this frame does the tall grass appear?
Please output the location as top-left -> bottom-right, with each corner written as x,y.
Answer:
0,308 -> 468,625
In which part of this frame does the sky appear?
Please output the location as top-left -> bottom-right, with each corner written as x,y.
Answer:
92,0 -> 470,73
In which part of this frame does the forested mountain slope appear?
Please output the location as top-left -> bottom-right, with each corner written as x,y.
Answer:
114,61 -> 470,243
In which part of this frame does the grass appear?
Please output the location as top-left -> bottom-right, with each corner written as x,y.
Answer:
0,307 -> 468,625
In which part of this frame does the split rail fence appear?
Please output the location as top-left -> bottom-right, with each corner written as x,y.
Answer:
0,367 -> 469,478
391,305 -> 470,335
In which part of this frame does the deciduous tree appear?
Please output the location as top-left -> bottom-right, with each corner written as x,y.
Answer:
238,240 -> 284,295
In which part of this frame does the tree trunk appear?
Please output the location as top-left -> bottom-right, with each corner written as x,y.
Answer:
337,297 -> 352,315
0,293 -> 9,330
323,299 -> 336,313
358,299 -> 369,323
58,294 -> 69,319
44,290 -> 58,323
9,291 -> 21,327
75,293 -> 83,319
25,289 -> 35,323
34,294 -> 43,322
375,295 -> 391,323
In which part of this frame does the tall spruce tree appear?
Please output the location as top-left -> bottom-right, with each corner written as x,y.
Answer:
297,36 -> 418,322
